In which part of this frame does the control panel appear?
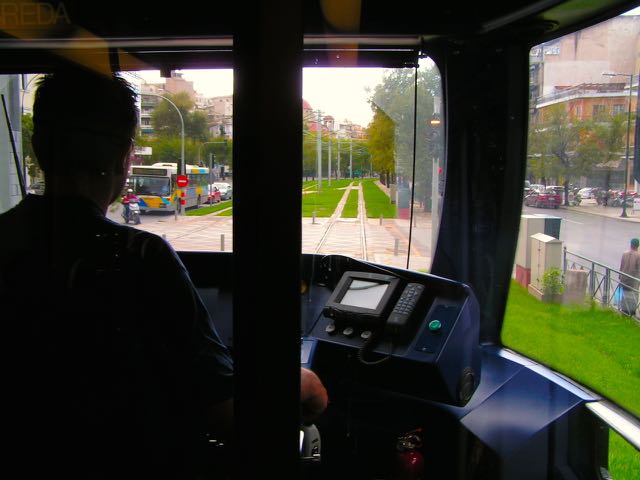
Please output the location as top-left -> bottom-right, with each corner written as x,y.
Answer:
304,260 -> 481,406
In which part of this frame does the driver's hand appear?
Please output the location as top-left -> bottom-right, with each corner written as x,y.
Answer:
300,367 -> 328,422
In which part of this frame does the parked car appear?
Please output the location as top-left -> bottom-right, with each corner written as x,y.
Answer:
207,184 -> 222,204
547,185 -> 566,203
524,188 -> 562,208
577,187 -> 598,199
213,182 -> 232,200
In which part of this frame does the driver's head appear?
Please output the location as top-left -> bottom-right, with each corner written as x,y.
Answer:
32,66 -> 138,179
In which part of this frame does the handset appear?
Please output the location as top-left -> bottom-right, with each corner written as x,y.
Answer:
386,283 -> 425,335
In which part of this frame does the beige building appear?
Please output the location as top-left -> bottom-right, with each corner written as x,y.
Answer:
202,95 -> 233,138
529,14 -> 638,189
531,15 -> 639,99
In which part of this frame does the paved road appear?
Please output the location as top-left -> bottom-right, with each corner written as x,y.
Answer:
523,204 -> 639,269
107,191 -> 638,273
106,203 -> 180,225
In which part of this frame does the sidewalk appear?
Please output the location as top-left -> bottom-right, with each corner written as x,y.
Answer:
562,201 -> 640,223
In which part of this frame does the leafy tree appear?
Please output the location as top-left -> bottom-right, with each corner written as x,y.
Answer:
367,63 -> 442,209
366,106 -> 395,184
199,138 -> 232,168
576,113 -> 626,191
302,132 -> 318,180
528,104 -> 590,204
21,113 -> 41,180
151,92 -> 208,141
186,110 -> 209,142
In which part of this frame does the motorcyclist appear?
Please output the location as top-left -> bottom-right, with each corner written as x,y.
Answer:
122,188 -> 139,222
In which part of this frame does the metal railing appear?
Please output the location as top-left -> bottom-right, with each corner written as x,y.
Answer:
563,248 -> 639,319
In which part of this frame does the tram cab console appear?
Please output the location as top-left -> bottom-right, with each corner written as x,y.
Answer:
303,256 -> 481,408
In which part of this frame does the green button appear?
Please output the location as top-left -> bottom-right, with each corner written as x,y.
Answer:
428,320 -> 442,332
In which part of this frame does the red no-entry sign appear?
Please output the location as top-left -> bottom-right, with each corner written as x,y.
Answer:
176,175 -> 189,188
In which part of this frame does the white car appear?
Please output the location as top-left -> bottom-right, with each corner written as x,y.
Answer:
213,182 -> 232,200
577,187 -> 597,199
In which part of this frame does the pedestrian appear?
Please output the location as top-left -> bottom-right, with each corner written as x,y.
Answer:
619,238 -> 640,315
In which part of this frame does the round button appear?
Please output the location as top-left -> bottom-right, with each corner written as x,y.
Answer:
342,326 -> 355,337
428,319 -> 442,332
325,323 -> 336,334
361,330 -> 372,340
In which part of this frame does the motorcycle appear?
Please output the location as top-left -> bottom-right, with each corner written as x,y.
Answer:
122,201 -> 141,225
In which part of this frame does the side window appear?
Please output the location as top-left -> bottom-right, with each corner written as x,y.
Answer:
506,8 -> 639,477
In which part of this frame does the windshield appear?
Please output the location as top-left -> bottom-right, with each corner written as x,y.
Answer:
129,176 -> 171,196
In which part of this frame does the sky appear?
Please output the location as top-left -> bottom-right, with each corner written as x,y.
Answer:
136,67 -> 386,127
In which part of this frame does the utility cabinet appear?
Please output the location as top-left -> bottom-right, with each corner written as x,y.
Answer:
528,233 -> 563,300
515,214 -> 562,288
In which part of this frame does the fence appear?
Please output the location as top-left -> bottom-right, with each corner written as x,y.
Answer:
563,248 -> 639,319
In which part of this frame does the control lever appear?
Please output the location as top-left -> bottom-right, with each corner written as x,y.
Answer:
300,424 -> 321,463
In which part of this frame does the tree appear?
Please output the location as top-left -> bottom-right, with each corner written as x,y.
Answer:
529,104 -> 591,204
21,113 -> 41,180
186,110 -> 209,142
366,106 -> 395,184
151,92 -> 208,141
367,63 -> 442,208
302,132 -> 318,180
576,113 -> 626,191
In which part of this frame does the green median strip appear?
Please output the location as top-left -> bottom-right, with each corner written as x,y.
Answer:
341,189 -> 359,218
302,179 -> 353,217
186,200 -> 232,216
361,178 -> 396,218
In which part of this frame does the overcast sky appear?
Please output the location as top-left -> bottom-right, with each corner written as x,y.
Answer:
136,67 -> 385,127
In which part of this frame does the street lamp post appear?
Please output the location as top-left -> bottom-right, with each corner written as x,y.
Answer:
144,92 -> 185,176
602,72 -> 636,218
142,92 -> 185,215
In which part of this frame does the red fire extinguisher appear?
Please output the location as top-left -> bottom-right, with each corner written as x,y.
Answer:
394,428 -> 424,480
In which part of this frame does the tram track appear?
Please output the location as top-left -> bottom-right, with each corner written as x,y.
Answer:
313,182 -> 368,261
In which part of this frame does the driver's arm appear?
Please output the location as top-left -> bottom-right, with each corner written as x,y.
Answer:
205,367 -> 328,438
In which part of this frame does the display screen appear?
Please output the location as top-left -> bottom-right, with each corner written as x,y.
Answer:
339,279 -> 389,309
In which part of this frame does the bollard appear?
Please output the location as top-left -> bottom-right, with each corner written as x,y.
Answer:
380,214 -> 383,225
162,234 -> 167,241
413,215 -> 417,227
394,238 -> 399,256
312,211 -> 317,225
221,234 -> 225,252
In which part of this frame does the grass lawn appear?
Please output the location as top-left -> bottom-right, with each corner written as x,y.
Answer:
361,179 -> 396,218
502,281 -> 640,478
186,201 -> 232,216
302,179 -> 352,217
341,188 -> 359,218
